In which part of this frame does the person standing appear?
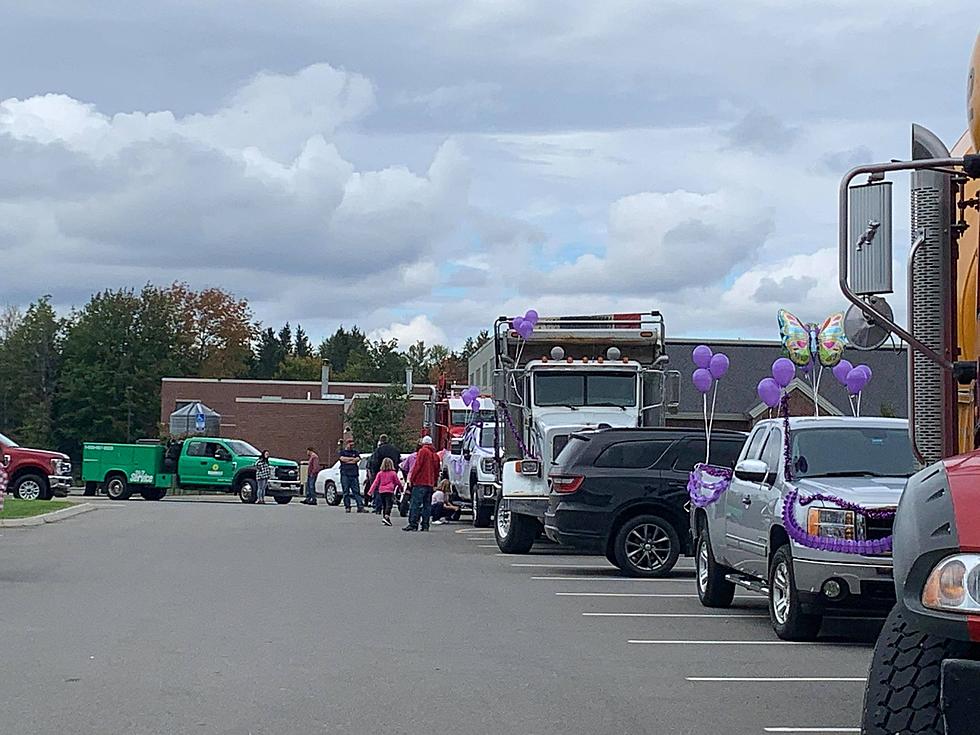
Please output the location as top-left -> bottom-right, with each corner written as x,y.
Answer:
338,438 -> 365,513
367,457 -> 402,526
255,450 -> 272,504
370,434 -> 401,514
404,435 -> 440,532
304,446 -> 320,505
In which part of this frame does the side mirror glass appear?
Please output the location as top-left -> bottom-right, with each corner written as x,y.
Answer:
734,459 -> 769,483
664,370 -> 680,414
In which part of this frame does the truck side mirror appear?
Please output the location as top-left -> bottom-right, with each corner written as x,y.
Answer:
664,370 -> 681,414
734,459 -> 769,483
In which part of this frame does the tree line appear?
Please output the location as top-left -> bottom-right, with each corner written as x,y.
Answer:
0,284 -> 489,460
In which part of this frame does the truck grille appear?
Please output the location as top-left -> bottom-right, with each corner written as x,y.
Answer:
275,467 -> 298,481
864,515 -> 895,542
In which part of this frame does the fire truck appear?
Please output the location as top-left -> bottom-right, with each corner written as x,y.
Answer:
838,32 -> 979,735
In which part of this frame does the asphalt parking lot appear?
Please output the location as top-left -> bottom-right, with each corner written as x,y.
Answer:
0,497 -> 880,735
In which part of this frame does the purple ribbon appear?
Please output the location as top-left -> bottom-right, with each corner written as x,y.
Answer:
497,401 -> 539,460
783,488 -> 893,555
688,463 -> 733,508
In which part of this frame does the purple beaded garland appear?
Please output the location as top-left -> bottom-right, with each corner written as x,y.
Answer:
687,463 -> 734,508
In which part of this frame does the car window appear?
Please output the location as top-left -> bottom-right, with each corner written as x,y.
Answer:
186,441 -> 206,457
670,437 -> 744,471
760,428 -> 783,473
554,435 -> 590,468
594,440 -> 672,469
711,439 -> 744,469
743,427 -> 768,460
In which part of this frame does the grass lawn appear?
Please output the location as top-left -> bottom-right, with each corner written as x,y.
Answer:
0,498 -> 75,520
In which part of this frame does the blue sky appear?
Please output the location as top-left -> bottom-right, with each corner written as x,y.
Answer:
0,2 -> 975,348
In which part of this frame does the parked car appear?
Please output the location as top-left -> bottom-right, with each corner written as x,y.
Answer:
544,427 -> 746,577
442,424 -> 500,527
317,453 -> 371,506
694,416 -> 918,640
0,430 -> 72,500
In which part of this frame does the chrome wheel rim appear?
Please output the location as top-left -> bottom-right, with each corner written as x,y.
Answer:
18,479 -> 42,501
772,561 -> 791,624
326,484 -> 336,503
241,481 -> 254,502
697,538 -> 709,593
496,507 -> 511,538
106,479 -> 124,499
624,523 -> 671,571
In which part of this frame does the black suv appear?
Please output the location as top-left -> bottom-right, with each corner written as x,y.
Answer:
543,427 -> 745,577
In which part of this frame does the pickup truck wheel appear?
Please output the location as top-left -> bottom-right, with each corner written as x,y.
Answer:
862,604 -> 977,735
495,503 -> 535,554
12,473 -> 49,501
695,532 -> 735,607
105,474 -> 131,501
768,545 -> 821,641
324,482 -> 340,506
274,495 -> 292,505
140,488 -> 167,501
613,515 -> 680,577
471,489 -> 493,528
238,477 -> 257,504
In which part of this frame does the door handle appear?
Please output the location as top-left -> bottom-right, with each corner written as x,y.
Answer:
741,495 -> 752,507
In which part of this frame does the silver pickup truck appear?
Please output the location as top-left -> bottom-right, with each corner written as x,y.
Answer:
692,416 -> 919,640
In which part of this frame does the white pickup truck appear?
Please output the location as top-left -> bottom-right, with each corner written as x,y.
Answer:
693,416 -> 919,640
442,423 -> 499,527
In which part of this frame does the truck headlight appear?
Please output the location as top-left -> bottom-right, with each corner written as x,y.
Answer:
922,554 -> 980,613
50,458 -> 62,474
806,508 -> 856,540
480,458 -> 496,474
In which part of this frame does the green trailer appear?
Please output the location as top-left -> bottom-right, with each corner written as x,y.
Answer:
81,438 -> 302,503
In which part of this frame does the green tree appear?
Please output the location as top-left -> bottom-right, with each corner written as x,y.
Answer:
277,323 -> 293,359
252,327 -> 286,379
461,330 -> 490,359
294,324 -> 311,357
346,385 -> 411,452
369,339 -> 409,384
275,354 -> 321,381
0,297 -> 62,447
319,326 -> 369,376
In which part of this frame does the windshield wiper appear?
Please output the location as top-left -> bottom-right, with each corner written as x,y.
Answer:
588,402 -> 627,410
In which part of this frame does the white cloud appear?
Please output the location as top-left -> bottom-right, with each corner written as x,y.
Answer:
369,315 -> 448,347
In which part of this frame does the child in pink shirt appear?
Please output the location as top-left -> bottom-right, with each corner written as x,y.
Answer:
368,457 -> 402,526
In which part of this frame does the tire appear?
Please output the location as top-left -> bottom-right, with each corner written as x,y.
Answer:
768,545 -> 822,641
613,514 -> 681,578
862,604 -> 977,735
104,474 -> 132,501
84,481 -> 98,496
12,473 -> 50,501
238,476 -> 257,504
140,488 -> 167,501
274,496 -> 292,505
324,482 -> 340,506
494,502 -> 536,554
695,531 -> 736,607
471,483 -> 493,528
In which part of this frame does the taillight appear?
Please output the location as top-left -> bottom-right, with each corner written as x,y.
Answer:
550,475 -> 584,494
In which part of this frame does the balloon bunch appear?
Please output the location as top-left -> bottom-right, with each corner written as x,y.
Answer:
831,360 -> 873,416
688,345 -> 733,508
461,385 -> 482,413
511,309 -> 538,340
756,357 -> 796,411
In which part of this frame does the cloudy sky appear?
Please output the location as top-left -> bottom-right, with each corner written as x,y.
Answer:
0,1 -> 976,348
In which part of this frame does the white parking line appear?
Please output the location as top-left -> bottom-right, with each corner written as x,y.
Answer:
585,612 -> 766,618
763,729 -> 860,733
531,576 -> 692,581
455,529 -> 495,534
687,677 -> 865,683
556,592 -> 752,598
512,563 -> 615,569
477,545 -> 499,548
629,640 -> 859,646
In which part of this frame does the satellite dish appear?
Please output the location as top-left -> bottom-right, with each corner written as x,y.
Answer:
844,296 -> 893,350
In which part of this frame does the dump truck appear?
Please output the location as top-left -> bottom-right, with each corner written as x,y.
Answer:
82,437 -> 302,503
477,312 -> 680,553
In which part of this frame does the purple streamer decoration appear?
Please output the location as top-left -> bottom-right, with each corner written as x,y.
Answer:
688,463 -> 733,508
783,488 -> 894,555
781,392 -> 793,481
497,401 -> 538,460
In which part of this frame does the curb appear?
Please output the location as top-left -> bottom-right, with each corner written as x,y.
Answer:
0,503 -> 97,528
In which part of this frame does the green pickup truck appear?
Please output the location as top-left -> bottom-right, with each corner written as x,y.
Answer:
81,437 -> 302,504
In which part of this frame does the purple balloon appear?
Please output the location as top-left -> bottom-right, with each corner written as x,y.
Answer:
708,353 -> 730,380
517,320 -> 534,339
471,398 -> 481,411
771,358 -> 796,388
462,393 -> 473,407
757,378 -> 781,408
512,316 -> 525,332
832,359 -> 853,386
692,344 -> 713,369
692,368 -> 713,394
846,367 -> 868,395
855,364 -> 872,381
524,309 -> 539,327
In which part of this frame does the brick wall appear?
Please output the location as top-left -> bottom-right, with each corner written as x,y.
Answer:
160,379 -> 432,465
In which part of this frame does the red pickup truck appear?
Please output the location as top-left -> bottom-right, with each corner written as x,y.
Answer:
0,431 -> 72,500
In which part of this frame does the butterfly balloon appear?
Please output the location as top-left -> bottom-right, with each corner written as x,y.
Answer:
777,310 -> 846,368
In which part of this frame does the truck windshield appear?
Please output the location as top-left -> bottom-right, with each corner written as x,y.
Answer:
226,440 -> 261,457
0,431 -> 19,447
534,371 -> 636,408
479,426 -> 496,448
451,409 -> 496,425
791,427 -> 918,479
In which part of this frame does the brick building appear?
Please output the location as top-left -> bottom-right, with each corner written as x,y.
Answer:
159,376 -> 433,466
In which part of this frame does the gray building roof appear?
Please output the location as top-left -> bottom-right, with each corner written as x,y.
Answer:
667,338 -> 908,420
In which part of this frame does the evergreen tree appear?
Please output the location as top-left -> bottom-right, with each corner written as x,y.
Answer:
294,324 -> 311,358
